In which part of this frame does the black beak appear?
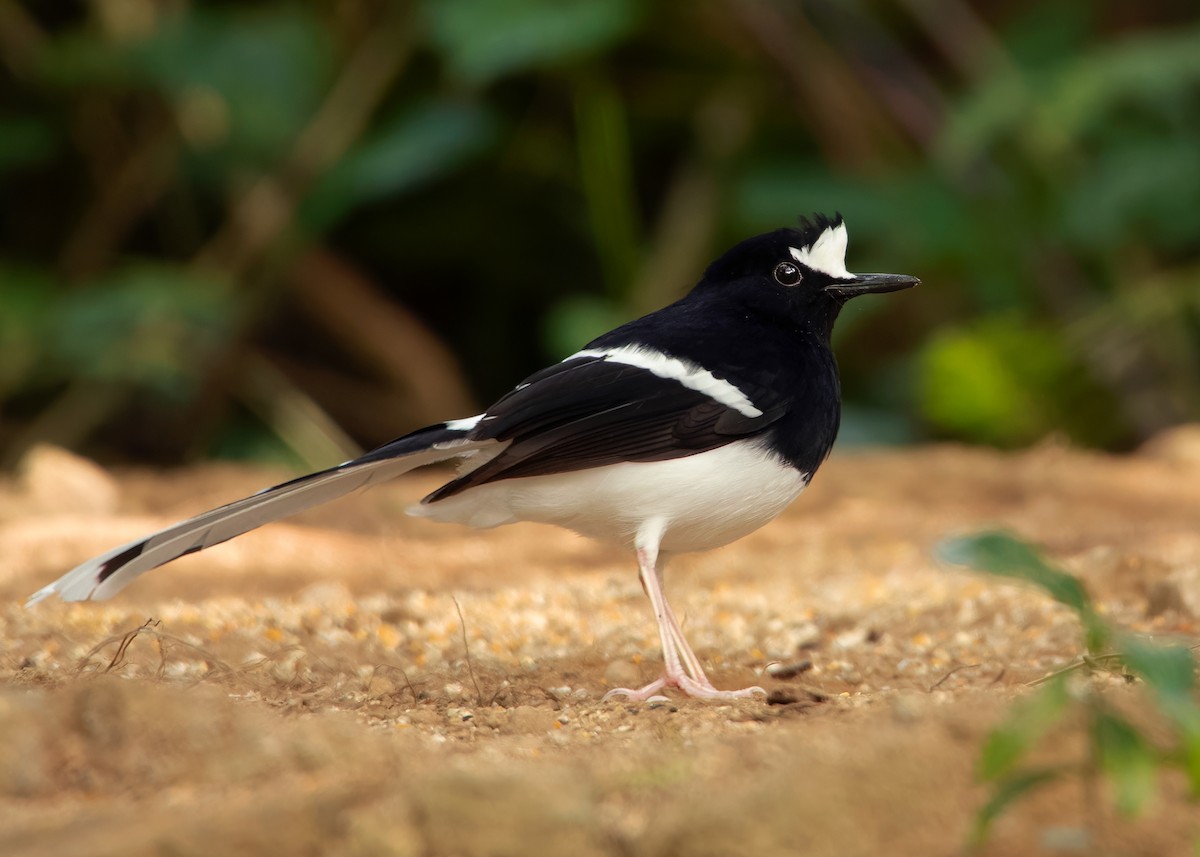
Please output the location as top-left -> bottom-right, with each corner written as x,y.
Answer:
824,273 -> 920,299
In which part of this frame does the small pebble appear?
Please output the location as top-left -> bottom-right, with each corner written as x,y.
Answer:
834,629 -> 868,650
766,660 -> 813,679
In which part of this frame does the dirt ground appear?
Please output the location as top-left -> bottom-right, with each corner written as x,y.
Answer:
3,435 -> 1200,857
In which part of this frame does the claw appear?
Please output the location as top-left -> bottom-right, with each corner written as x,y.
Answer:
604,674 -> 767,702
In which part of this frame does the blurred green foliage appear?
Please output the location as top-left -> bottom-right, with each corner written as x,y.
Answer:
940,531 -> 1200,846
0,0 -> 1197,466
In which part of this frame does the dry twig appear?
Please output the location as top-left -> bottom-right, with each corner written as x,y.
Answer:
453,597 -> 484,707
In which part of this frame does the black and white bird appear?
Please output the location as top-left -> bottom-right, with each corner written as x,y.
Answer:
28,214 -> 917,700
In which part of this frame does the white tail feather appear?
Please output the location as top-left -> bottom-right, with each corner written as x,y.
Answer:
27,436 -> 495,605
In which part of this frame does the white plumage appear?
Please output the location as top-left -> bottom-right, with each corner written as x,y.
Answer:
790,220 -> 851,279
568,345 -> 764,418
412,439 -> 808,550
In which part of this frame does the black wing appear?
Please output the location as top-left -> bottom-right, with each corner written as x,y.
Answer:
424,355 -> 786,502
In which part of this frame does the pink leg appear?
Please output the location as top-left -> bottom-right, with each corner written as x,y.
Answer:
604,525 -> 765,701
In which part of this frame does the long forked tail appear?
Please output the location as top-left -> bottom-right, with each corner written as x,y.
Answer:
27,423 -> 496,605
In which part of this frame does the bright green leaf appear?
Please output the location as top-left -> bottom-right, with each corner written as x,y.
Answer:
917,318 -> 1077,447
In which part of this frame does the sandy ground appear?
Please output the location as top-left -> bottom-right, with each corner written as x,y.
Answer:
2,436 -> 1200,856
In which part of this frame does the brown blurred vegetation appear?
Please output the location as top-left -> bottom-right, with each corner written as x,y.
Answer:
0,0 -> 1197,468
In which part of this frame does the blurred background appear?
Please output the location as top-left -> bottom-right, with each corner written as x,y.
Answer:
1,0 -> 1197,470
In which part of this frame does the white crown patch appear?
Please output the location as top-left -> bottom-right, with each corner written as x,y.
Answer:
789,221 -> 851,279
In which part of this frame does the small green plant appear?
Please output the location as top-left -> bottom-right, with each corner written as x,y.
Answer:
938,531 -> 1200,848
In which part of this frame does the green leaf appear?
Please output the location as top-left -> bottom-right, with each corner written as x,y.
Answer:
941,25 -> 1200,166
0,266 -> 58,394
972,767 -> 1064,846
1119,635 -> 1200,788
146,9 -> 334,167
40,8 -> 335,168
1003,0 -> 1094,71
427,0 -> 637,85
1109,635 -> 1200,793
939,72 -> 1032,169
978,677 -> 1072,780
939,531 -> 1110,653
1119,635 -> 1196,702
35,29 -> 131,88
301,102 -> 497,232
1094,710 -> 1158,816
0,116 -> 58,174
541,294 -> 629,359
1038,26 -> 1200,140
49,265 -> 235,395
939,531 -> 1089,611
575,77 -> 640,297
916,318 -> 1077,447
733,165 -> 877,235
1064,136 -> 1200,253
1183,730 -> 1200,795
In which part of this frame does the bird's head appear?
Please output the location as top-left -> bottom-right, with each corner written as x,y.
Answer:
700,214 -> 919,338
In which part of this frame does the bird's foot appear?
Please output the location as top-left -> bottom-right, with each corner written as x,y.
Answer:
603,673 -> 766,702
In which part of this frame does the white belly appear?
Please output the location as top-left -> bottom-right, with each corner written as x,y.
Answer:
409,440 -> 808,553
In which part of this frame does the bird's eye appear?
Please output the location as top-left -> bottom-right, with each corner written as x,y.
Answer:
773,261 -> 803,286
